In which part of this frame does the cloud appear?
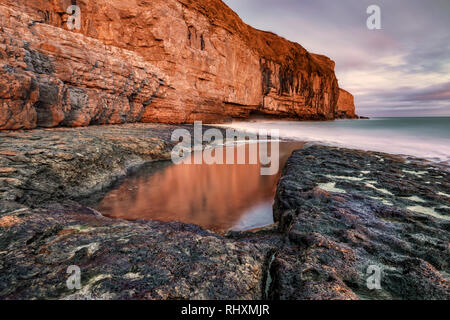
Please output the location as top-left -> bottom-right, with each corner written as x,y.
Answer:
383,82 -> 450,102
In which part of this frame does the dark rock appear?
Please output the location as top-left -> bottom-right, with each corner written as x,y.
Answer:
0,207 -> 272,299
272,145 -> 450,300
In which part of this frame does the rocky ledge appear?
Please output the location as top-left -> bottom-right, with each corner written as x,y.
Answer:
0,124 -> 177,212
0,124 -> 280,299
1,127 -> 448,300
272,145 -> 449,300
0,205 -> 274,299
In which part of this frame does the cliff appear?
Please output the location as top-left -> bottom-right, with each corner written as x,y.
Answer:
336,89 -> 357,119
0,0 -> 356,130
0,5 -> 167,129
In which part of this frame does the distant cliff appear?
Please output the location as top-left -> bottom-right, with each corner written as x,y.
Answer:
0,0 -> 356,130
336,89 -> 357,119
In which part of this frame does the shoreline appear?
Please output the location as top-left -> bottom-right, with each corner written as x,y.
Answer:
0,123 -> 449,300
215,118 -> 450,166
1,122 -> 448,230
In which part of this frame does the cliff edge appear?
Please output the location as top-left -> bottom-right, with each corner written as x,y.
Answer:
0,0 -> 356,130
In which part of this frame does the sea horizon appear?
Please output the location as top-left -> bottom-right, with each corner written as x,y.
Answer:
217,117 -> 450,164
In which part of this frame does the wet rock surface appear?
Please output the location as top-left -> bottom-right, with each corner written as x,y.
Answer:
0,206 -> 275,300
272,145 -> 449,300
0,124 -> 177,212
0,124 -> 279,300
1,127 -> 449,300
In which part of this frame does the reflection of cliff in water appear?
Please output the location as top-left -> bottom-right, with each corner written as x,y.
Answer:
96,142 -> 304,233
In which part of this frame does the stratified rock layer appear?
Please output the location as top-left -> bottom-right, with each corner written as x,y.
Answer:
0,0 -> 355,129
0,5 -> 167,130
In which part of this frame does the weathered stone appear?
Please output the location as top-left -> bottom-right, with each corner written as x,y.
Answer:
336,89 -> 357,119
1,126 -> 449,300
0,0 -> 356,130
0,168 -> 16,174
0,64 -> 39,129
0,207 -> 272,300
0,215 -> 21,227
272,145 -> 450,300
0,123 -> 232,211
0,124 -> 280,300
0,5 -> 167,130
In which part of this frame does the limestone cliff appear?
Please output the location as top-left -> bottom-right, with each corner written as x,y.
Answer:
0,0 -> 356,130
0,5 -> 167,129
336,89 -> 357,119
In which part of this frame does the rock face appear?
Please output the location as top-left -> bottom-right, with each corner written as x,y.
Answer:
0,0 -> 355,130
0,5 -> 167,130
272,146 -> 449,300
0,205 -> 273,300
336,89 -> 357,119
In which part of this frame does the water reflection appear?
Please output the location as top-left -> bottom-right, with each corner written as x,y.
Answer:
96,142 -> 304,233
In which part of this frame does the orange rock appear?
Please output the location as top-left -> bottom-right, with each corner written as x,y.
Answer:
0,0 -> 356,129
0,216 -> 21,228
336,89 -> 357,119
0,151 -> 18,156
0,4 -> 168,130
0,167 -> 16,174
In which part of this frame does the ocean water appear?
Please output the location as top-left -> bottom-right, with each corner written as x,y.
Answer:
217,117 -> 450,163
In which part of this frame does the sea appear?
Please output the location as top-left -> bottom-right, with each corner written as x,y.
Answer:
218,117 -> 450,164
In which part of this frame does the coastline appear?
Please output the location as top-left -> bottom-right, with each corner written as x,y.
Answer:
0,123 -> 449,299
216,118 -> 450,166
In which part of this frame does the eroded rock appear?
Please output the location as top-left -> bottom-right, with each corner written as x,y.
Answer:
0,207 -> 272,299
336,89 -> 357,119
0,5 -> 167,130
272,145 -> 450,300
0,0 -> 356,129
0,128 -> 448,300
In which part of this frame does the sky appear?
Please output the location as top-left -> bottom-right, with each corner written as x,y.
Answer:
223,0 -> 450,117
